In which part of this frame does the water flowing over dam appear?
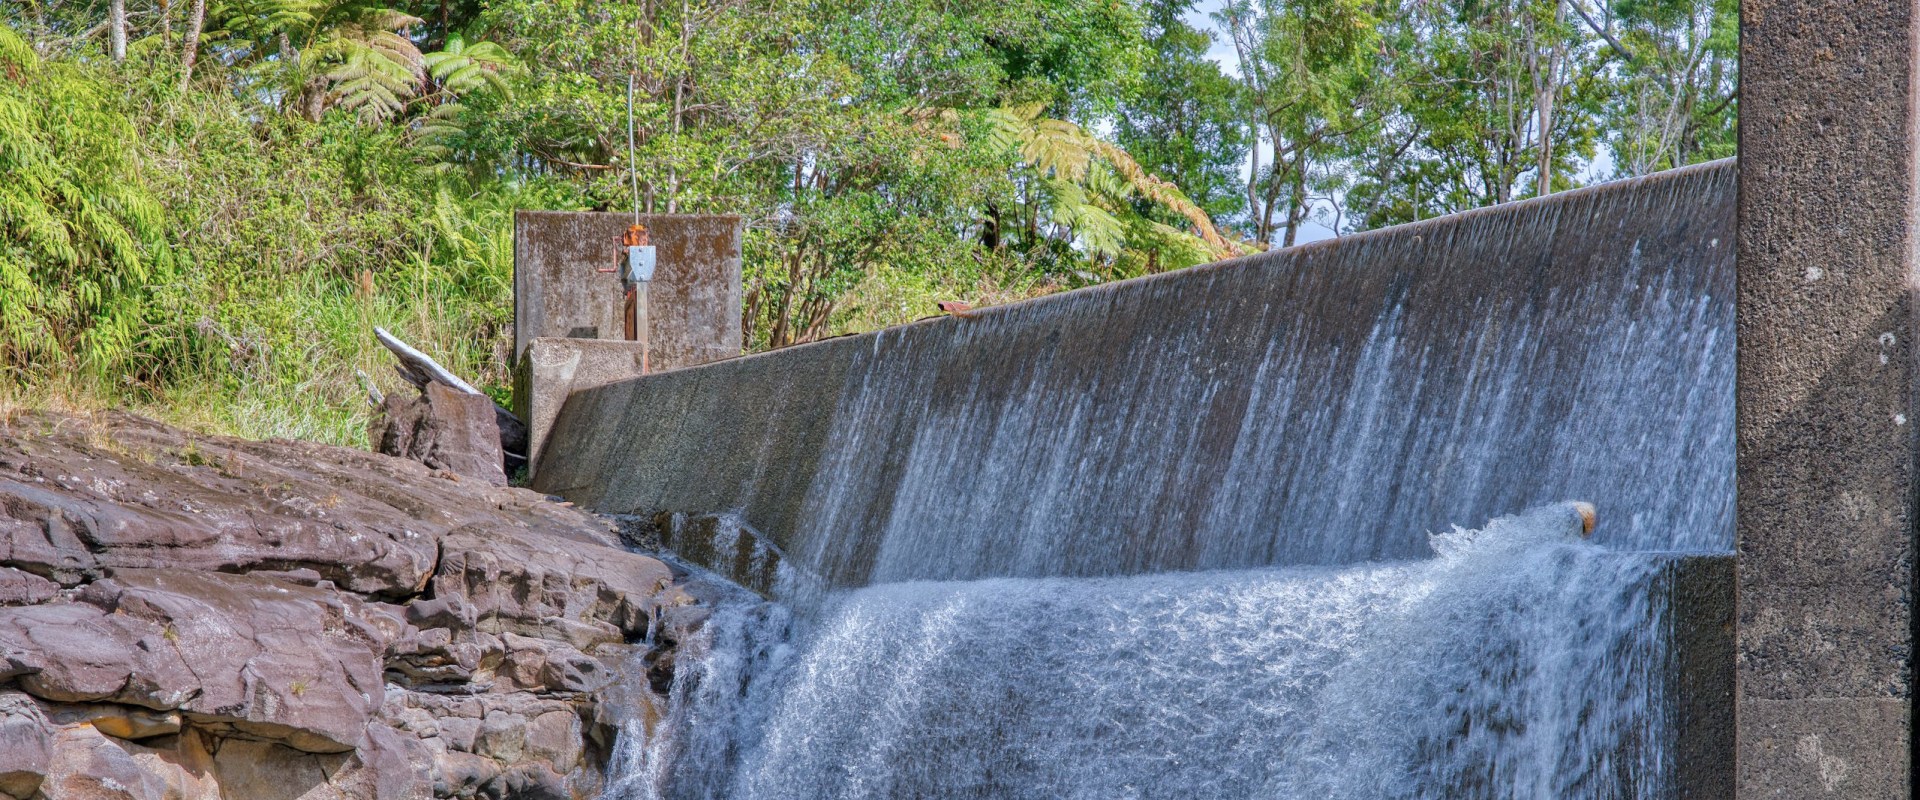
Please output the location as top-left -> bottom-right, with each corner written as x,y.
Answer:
549,161 -> 1739,798
538,160 -> 1736,588
608,506 -> 1718,799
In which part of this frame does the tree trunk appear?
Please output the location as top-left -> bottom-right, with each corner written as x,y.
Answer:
179,0 -> 206,90
1283,168 -> 1305,248
1532,2 -> 1568,197
1244,135 -> 1262,233
27,0 -> 46,51
109,0 -> 127,62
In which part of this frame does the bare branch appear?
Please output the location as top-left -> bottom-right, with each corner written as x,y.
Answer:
1566,0 -> 1633,61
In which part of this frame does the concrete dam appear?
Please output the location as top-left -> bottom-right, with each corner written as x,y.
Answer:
535,160 -> 1735,579
531,160 -> 1739,797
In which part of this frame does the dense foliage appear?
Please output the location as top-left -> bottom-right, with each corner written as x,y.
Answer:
0,0 -> 1733,443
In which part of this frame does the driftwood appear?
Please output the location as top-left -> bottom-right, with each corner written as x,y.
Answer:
354,369 -> 384,408
375,327 -> 483,395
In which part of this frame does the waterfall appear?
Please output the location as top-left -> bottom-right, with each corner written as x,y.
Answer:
536,162 -> 1737,588
606,504 -> 1686,799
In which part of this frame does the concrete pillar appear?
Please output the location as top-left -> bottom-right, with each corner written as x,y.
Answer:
1738,2 -> 1917,794
516,337 -> 650,479
511,212 -> 743,370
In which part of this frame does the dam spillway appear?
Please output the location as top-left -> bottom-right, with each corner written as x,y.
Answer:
536,159 -> 1735,585
540,160 -> 1740,797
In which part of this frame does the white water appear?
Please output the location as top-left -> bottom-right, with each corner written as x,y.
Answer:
606,504 -> 1679,799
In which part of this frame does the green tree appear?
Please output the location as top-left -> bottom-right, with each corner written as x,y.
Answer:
1116,0 -> 1249,223
1216,0 -> 1386,246
1598,0 -> 1736,175
1342,0 -> 1606,229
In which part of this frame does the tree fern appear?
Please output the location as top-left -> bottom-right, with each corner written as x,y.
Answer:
305,10 -> 424,123
0,23 -> 172,375
424,34 -> 517,100
980,103 -> 1242,262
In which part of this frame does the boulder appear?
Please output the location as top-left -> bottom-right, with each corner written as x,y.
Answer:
373,383 -> 509,486
0,419 -> 438,596
0,413 -> 631,597
0,692 -> 51,799
0,569 -> 397,753
0,568 -> 55,606
37,723 -> 190,800
436,526 -> 676,648
45,705 -> 181,742
497,634 -> 614,695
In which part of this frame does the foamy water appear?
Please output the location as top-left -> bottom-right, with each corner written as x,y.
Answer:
606,504 -> 1680,799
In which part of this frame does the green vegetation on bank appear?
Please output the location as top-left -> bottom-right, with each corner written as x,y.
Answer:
0,0 -> 1734,445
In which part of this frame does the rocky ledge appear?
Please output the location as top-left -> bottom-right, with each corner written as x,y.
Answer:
0,412 -> 700,800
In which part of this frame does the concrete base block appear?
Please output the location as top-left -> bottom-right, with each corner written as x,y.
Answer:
1737,698 -> 1909,797
516,338 -> 651,478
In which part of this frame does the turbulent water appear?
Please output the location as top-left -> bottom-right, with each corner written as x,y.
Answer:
607,505 -> 1682,800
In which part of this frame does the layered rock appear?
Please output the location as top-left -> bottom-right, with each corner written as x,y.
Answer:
0,411 -> 695,799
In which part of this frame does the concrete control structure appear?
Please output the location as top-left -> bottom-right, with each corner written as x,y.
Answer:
511,212 -> 743,474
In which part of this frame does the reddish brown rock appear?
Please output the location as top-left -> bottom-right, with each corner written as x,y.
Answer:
436,525 -> 676,648
0,412 -> 692,800
373,383 -> 509,486
0,692 -> 51,799
0,568 -> 54,607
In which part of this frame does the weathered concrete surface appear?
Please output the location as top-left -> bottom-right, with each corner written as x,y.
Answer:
537,160 -> 1737,589
1670,554 -> 1735,798
512,212 -> 742,370
1738,1 -> 1916,795
515,338 -> 652,480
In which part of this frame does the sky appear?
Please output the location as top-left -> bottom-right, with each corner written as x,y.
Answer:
1173,2 -> 1617,247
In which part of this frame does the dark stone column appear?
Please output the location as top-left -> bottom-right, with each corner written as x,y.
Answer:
1738,2 -> 1917,795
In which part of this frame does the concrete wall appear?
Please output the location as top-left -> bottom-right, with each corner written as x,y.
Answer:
512,212 -> 743,370
535,160 -> 1737,589
528,153 -> 1738,798
1671,553 -> 1736,797
1737,1 -> 1917,794
514,338 -> 651,477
